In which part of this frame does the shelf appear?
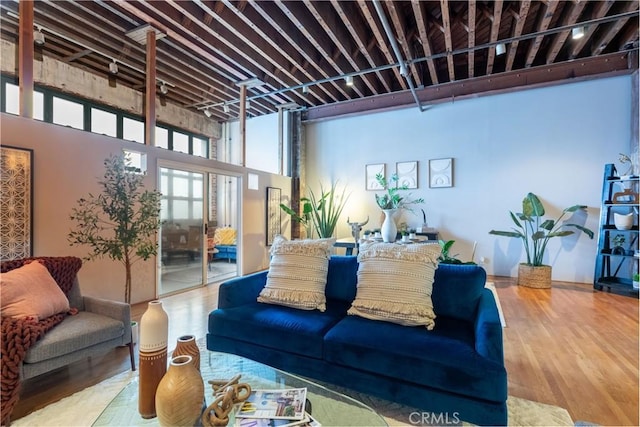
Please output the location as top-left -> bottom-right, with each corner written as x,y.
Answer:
595,276 -> 639,292
606,175 -> 640,182
603,202 -> 639,207
599,252 -> 637,258
602,225 -> 638,231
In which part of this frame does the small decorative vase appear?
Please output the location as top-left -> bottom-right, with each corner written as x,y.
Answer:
139,301 -> 169,419
172,335 -> 200,372
381,209 -> 398,243
613,212 -> 634,230
155,355 -> 204,427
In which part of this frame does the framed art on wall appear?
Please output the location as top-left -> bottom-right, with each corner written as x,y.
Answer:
429,158 -> 454,188
396,161 -> 418,189
0,146 -> 33,260
366,163 -> 386,190
266,187 -> 281,246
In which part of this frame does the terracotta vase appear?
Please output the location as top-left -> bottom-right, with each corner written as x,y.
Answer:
138,300 -> 169,419
172,335 -> 200,372
155,355 -> 204,427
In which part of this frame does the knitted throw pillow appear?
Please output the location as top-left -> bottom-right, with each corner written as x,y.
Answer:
258,235 -> 336,311
348,241 -> 441,329
1,260 -> 70,321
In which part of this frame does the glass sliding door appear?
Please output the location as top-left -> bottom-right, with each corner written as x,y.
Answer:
159,167 -> 205,296
206,173 -> 239,284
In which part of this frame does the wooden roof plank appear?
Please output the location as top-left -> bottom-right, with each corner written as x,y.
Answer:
440,0 -> 456,81
525,1 -> 560,68
486,0 -> 504,75
506,0 -> 531,71
385,0 -> 422,86
545,1 -> 587,64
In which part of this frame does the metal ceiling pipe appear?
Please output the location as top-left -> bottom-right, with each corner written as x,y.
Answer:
371,0 -> 424,112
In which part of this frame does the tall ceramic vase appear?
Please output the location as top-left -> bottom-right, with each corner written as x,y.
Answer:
381,209 -> 398,243
172,335 -> 200,372
155,355 -> 204,427
138,300 -> 169,419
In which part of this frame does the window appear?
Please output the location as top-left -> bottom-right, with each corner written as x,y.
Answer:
91,108 -> 117,137
4,83 -> 44,121
173,131 -> 189,154
123,149 -> 146,173
123,117 -> 144,143
193,136 -> 208,158
156,126 -> 169,149
52,96 -> 83,129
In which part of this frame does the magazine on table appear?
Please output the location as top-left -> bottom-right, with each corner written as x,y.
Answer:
234,412 -> 321,427
235,388 -> 308,420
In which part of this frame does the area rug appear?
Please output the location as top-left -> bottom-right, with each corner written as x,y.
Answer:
13,341 -> 573,427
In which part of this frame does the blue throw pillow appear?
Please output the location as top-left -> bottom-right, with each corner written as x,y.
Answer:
431,264 -> 487,321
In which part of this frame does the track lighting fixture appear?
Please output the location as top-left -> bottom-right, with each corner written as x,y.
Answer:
223,104 -> 230,113
204,109 -> 212,118
108,60 -> 118,75
160,82 -> 168,95
33,27 -> 45,46
345,75 -> 354,87
496,43 -> 506,56
302,85 -> 309,94
572,26 -> 585,40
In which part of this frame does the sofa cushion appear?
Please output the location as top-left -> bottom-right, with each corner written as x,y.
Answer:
431,264 -> 487,321
1,261 -> 70,321
323,315 -> 507,402
347,242 -> 441,329
214,227 -> 237,245
325,256 -> 358,303
258,235 -> 335,311
208,303 -> 344,359
24,312 -> 124,363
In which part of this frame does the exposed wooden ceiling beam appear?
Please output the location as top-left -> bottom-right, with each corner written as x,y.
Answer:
385,0 -> 422,86
411,0 -> 439,85
330,0 -> 393,92
467,0 -> 476,78
545,1 -> 587,64
486,0 -> 504,75
357,0 -> 407,90
439,0 -> 456,82
592,1 -> 639,56
506,0 -> 531,72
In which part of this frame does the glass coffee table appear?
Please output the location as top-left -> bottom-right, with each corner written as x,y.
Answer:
93,351 -> 387,426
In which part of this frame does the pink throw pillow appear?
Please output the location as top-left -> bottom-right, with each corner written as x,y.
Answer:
1,261 -> 70,321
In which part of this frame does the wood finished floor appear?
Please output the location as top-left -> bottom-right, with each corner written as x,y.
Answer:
11,277 -> 640,426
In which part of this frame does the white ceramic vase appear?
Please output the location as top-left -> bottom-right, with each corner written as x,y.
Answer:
139,300 -> 169,419
613,212 -> 634,230
381,209 -> 398,243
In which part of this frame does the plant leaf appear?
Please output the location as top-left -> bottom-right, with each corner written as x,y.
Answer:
523,193 -> 545,217
489,230 -> 523,238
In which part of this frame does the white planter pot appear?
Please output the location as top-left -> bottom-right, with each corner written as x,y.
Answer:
613,212 -> 633,230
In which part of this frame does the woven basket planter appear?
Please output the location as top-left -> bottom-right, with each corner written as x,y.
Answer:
518,264 -> 552,289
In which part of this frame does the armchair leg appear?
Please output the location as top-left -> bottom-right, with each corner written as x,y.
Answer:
128,341 -> 136,371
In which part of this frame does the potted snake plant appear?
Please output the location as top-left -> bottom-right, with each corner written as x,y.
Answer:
489,193 -> 594,288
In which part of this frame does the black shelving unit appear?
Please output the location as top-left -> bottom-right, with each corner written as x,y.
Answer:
593,164 -> 639,297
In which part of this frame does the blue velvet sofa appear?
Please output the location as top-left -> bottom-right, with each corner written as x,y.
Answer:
213,245 -> 236,262
207,256 -> 507,425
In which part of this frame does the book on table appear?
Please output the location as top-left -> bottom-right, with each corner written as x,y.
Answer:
235,388 -> 307,420
234,412 -> 320,427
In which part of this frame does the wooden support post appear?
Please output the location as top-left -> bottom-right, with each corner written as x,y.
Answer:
145,30 -> 157,147
18,1 -> 34,118
239,85 -> 247,166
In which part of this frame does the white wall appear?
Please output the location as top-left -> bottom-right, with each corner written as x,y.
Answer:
1,114 -> 290,303
228,112 -> 284,174
305,76 -> 633,283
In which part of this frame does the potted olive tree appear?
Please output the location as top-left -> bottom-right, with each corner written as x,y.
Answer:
489,193 -> 594,288
68,153 -> 162,304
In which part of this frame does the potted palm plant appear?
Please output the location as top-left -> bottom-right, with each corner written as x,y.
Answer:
280,181 -> 349,239
489,193 -> 594,288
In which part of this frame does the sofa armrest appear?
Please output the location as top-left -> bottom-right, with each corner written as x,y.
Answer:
218,270 -> 268,309
83,296 -> 132,344
473,289 -> 504,364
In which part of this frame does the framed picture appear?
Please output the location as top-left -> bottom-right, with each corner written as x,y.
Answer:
366,163 -> 385,190
429,158 -> 454,188
1,146 -> 33,260
396,161 -> 418,189
266,187 -> 281,246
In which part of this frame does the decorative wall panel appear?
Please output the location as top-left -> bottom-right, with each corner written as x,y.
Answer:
1,146 -> 33,260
